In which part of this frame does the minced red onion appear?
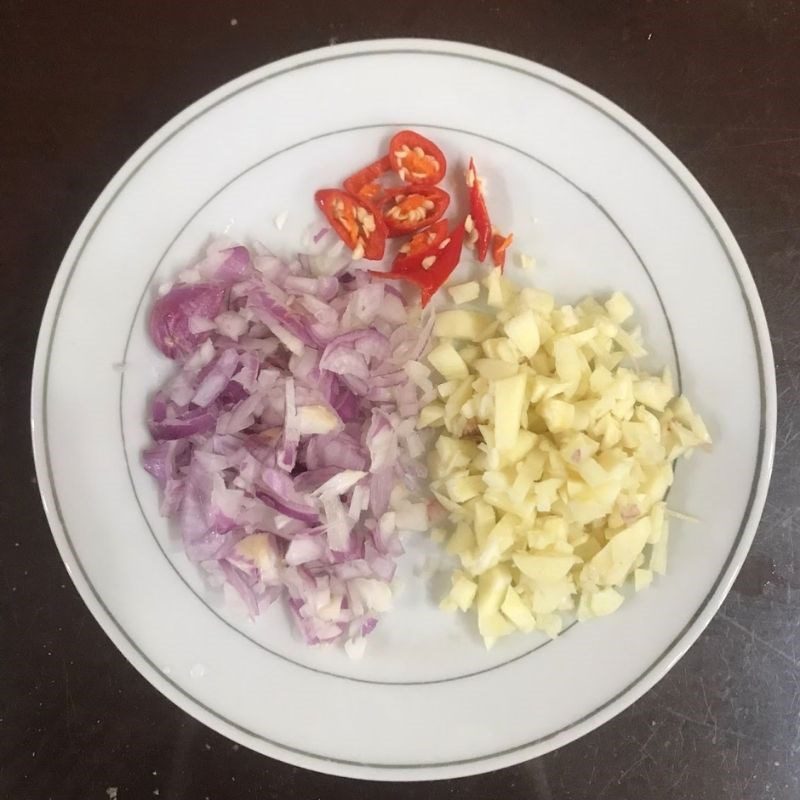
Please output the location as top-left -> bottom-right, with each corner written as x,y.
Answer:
142,239 -> 433,655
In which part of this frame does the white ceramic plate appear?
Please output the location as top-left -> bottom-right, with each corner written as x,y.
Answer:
32,39 -> 775,780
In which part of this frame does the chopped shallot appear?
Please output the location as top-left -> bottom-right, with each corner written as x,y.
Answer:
143,239 -> 433,652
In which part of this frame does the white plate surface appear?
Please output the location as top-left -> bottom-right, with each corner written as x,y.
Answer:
31,39 -> 776,780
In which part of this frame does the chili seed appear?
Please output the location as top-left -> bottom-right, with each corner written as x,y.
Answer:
421,255 -> 436,269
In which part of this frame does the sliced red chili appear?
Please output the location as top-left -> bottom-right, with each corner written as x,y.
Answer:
371,220 -> 465,307
389,130 -> 447,185
417,223 -> 466,306
353,182 -> 385,202
314,189 -> 387,261
491,230 -> 513,271
466,157 -> 491,262
343,155 -> 392,200
389,222 -> 449,275
382,186 -> 450,237
394,219 -> 449,267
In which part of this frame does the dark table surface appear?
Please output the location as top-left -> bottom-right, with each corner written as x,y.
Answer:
3,1 -> 800,798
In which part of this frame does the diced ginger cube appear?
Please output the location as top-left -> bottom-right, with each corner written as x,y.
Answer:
434,309 -> 493,340
552,305 -> 579,331
418,402 -> 445,428
479,612 -> 517,646
614,328 -> 647,358
482,337 -> 521,364
446,474 -> 485,504
472,500 -> 496,546
437,380 -> 458,399
447,572 -> 478,611
671,396 -> 712,444
477,565 -> 512,617
513,551 -> 577,583
590,365 -> 614,395
447,281 -> 480,304
493,373 -> 527,452
590,517 -> 651,586
475,566 -> 514,638
591,587 -> 625,616
633,377 -> 674,412
499,429 -> 538,467
458,344 -> 482,365
484,267 -> 514,308
428,341 -> 469,379
501,586 -> 536,632
444,378 -> 474,423
553,337 -> 584,383
604,292 -> 634,323
471,514 -> 516,573
533,477 -> 562,512
576,457 -> 610,487
537,612 -> 564,638
474,358 -> 519,381
649,527 -> 669,575
504,309 -> 541,359
538,398 -> 575,433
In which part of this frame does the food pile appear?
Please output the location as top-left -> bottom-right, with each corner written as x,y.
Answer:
421,271 -> 710,647
314,129 -> 513,305
142,129 -> 711,655
143,240 -> 434,656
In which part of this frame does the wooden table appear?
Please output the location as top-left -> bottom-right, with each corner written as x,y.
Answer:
2,2 -> 799,797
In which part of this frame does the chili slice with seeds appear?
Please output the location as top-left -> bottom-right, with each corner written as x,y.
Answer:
343,155 -> 392,200
382,186 -> 450,237
353,182 -> 384,202
490,230 -> 513,271
314,189 -> 387,261
371,219 -> 465,307
396,219 -> 448,260
466,157 -> 492,262
389,130 -> 447,185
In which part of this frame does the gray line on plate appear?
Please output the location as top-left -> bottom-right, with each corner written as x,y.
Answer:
39,46 -> 769,770
119,120 -> 676,686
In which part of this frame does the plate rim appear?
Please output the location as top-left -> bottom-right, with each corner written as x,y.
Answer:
30,37 -> 777,781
